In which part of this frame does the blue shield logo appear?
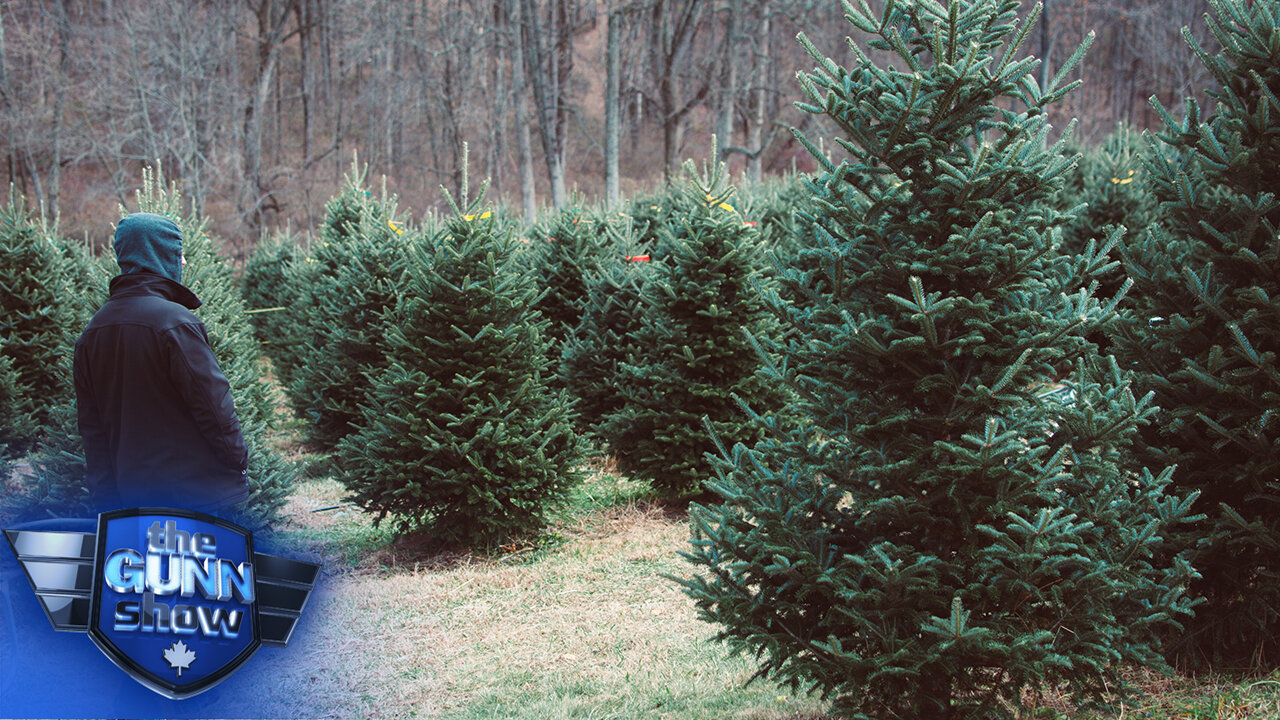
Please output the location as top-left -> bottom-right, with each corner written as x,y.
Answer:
87,508 -> 261,699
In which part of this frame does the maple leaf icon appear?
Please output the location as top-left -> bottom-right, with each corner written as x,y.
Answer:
163,640 -> 196,677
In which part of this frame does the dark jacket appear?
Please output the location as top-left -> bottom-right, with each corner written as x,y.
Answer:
74,272 -> 250,511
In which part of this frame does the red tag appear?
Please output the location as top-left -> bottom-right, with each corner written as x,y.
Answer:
626,255 -> 651,262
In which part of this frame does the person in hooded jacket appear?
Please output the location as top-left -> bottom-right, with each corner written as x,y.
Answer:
74,213 -> 249,512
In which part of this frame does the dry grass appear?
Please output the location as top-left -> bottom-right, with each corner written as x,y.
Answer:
252,475 -> 831,720
1100,668 -> 1280,720
252,472 -> 1280,720
1016,666 -> 1280,719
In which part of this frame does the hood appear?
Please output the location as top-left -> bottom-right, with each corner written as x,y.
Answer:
114,213 -> 183,284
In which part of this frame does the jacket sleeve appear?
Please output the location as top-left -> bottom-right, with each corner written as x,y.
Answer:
165,321 -> 250,473
74,338 -> 117,505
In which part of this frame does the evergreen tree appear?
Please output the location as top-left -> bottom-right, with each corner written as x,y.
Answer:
1113,0 -> 1280,670
738,174 -> 830,313
622,190 -> 685,248
337,186 -> 580,547
529,207 -> 607,368
559,220 -> 655,436
1060,124 -> 1158,260
736,173 -> 815,259
15,403 -> 95,519
0,191 -> 90,458
679,2 -> 1196,717
602,157 -> 787,496
0,349 -> 36,462
0,203 -> 106,518
241,227 -> 306,392
288,161 -> 412,450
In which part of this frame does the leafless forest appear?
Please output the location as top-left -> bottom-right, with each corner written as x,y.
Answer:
1,0 -> 1215,253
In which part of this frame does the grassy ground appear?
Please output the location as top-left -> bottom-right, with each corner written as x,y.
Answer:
256,464 -> 832,720
251,463 -> 1280,720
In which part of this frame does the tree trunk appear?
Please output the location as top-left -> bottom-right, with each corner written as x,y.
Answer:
243,45 -> 281,236
296,0 -> 314,163
242,0 -> 295,239
0,8 -> 11,188
746,13 -> 769,183
714,0 -> 741,166
604,3 -> 622,208
49,0 -> 72,217
649,0 -> 709,182
512,0 -> 538,220
519,0 -> 568,209
1039,0 -> 1053,93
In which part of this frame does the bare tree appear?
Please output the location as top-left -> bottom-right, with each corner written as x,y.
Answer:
714,0 -> 795,182
241,0 -> 299,239
641,0 -> 711,181
519,0 -> 577,208
69,2 -> 241,218
0,2 -> 74,213
0,0 -> 1226,243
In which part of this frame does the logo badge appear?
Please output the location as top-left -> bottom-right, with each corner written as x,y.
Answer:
5,508 -> 319,700
88,509 -> 260,698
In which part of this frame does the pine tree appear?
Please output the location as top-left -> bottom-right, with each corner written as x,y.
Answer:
1060,124 -> 1158,260
1112,0 -> 1280,671
602,156 -> 787,496
288,160 -> 412,450
559,220 -> 655,436
337,184 -> 580,547
0,200 -> 106,518
529,206 -> 607,370
15,403 -> 95,518
736,174 -> 815,258
0,190 -> 90,458
241,227 -> 306,393
737,174 -> 829,313
623,190 -> 688,248
0,349 -> 36,462
679,2 -> 1196,717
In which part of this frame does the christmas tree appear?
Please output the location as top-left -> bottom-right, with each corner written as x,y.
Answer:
1113,0 -> 1280,670
622,190 -> 690,249
241,227 -> 306,393
735,173 -> 815,262
0,190 -> 91,458
602,155 -> 787,497
0,194 -> 105,518
337,182 -> 580,547
1059,124 -> 1158,260
529,206 -> 607,373
0,349 -> 36,463
15,403 -> 95,518
559,219 -> 655,436
679,2 -> 1196,717
287,159 -> 412,450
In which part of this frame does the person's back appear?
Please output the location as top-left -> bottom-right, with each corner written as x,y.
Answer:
74,213 -> 248,511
